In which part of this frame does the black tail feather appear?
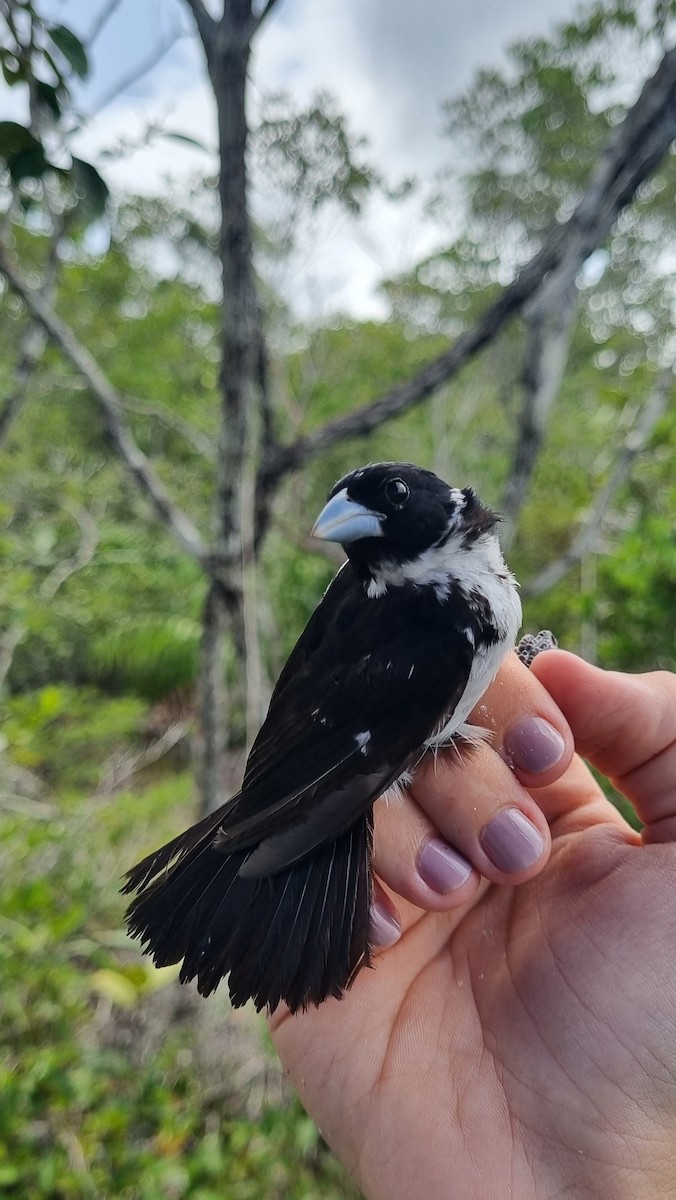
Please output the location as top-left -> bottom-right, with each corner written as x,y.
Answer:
123,813 -> 373,1013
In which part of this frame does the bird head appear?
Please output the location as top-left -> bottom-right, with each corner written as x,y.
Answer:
312,462 -> 499,583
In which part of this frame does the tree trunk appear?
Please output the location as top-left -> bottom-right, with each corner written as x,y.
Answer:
195,5 -> 273,812
196,581 -> 229,812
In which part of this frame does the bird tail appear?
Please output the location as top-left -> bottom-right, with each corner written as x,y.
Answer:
122,807 -> 374,1013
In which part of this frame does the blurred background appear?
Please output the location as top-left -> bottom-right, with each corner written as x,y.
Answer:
1,0 -> 674,1195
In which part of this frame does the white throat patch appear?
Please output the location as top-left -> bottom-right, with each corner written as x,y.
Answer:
366,529 -> 512,605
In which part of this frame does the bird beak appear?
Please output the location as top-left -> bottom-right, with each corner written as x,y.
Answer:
312,488 -> 384,544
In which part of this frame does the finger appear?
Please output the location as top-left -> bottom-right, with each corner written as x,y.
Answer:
372,790 -> 481,912
368,877 -> 404,948
482,648 -> 634,838
408,741 -> 552,885
533,651 -> 676,841
371,651 -> 573,904
469,650 -> 575,796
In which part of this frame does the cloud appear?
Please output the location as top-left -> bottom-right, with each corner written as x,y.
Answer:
59,0 -> 578,315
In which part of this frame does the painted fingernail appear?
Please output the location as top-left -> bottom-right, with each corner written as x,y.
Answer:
503,717 -> 565,773
417,837 -> 473,894
480,808 -> 545,873
369,900 -> 401,948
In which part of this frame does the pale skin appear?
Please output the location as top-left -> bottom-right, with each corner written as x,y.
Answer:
270,650 -> 676,1199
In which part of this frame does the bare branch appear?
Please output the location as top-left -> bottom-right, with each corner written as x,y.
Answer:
88,28 -> 186,118
96,721 -> 190,796
0,500 -> 100,692
0,247 -> 210,569
86,0 -> 124,48
0,322 -> 45,445
0,622 -> 25,695
523,368 -> 673,598
500,266 -> 578,551
183,0 -> 219,52
260,45 -> 676,485
252,0 -> 281,33
122,395 -> 216,460
0,215 -> 63,447
39,501 -> 100,600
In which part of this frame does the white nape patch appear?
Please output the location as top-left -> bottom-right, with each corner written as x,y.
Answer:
464,627 -> 475,648
449,487 -> 466,507
354,730 -> 371,754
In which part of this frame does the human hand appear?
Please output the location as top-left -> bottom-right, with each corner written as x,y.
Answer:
270,651 -> 676,1200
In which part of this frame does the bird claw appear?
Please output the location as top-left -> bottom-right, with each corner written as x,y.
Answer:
516,630 -> 558,668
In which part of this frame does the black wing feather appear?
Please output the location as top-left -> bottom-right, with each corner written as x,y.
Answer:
124,565 -> 473,1011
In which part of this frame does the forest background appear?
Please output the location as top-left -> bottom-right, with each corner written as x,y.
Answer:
1,0 -> 675,1195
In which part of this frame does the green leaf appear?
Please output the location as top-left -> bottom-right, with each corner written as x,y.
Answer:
0,49 -> 26,87
48,24 -> 89,79
70,157 -> 109,220
2,126 -> 50,184
0,121 -> 40,158
89,968 -> 138,1008
35,80 -> 63,119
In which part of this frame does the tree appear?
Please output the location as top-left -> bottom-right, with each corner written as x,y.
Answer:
1,0 -> 674,819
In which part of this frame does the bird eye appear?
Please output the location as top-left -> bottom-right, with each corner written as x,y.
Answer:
384,478 -> 410,507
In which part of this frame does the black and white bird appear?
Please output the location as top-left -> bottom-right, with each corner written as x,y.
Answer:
124,462 -> 522,1013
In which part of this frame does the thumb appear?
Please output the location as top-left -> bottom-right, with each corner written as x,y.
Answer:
532,651 -> 676,840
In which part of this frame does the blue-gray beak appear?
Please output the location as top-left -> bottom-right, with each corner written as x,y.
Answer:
312,488 -> 384,544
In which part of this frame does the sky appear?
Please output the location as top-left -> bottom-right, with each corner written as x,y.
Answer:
32,0 -> 581,315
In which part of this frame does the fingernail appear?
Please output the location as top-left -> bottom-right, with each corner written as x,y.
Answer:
503,717 -> 565,773
417,838 -> 473,895
369,900 -> 401,948
480,809 -> 545,873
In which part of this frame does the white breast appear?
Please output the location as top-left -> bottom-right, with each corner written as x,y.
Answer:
424,532 -> 522,750
424,637 -> 513,751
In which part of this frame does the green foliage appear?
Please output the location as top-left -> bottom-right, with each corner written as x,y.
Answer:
255,92 -> 382,217
92,618 -> 201,701
0,120 -> 48,185
1,5 -> 674,1195
0,775 -> 358,1198
378,0 -> 675,672
0,214 -> 214,695
47,22 -> 88,78
388,0 -> 676,359
0,2 -> 108,220
2,684 -> 146,789
597,503 -> 676,670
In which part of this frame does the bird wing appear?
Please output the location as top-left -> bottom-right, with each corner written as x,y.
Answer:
215,573 -> 474,874
264,561 -> 354,706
